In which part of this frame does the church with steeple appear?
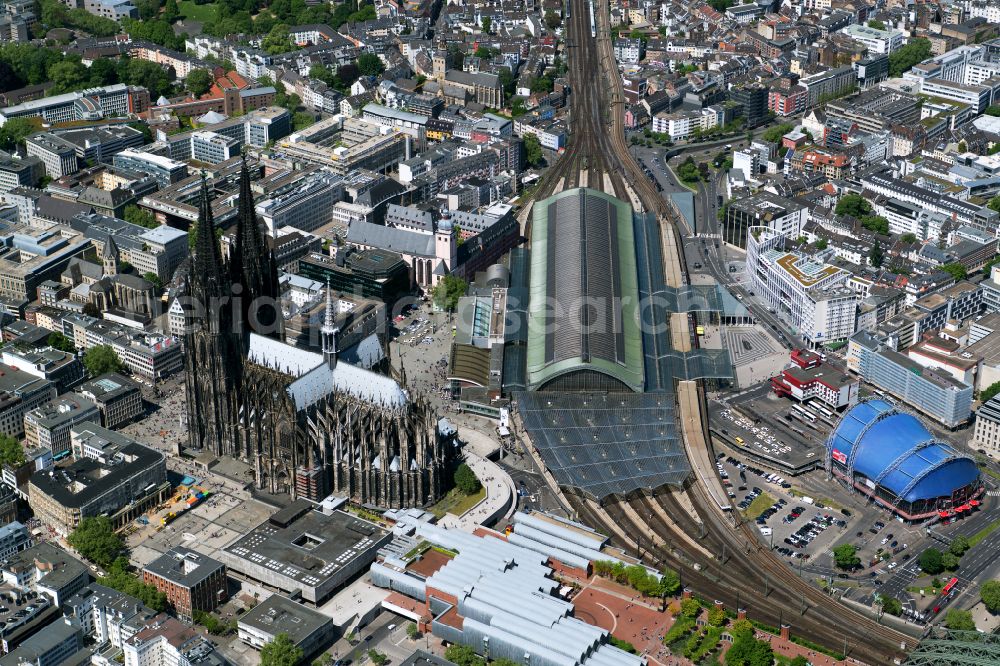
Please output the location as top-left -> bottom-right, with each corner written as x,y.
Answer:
183,160 -> 458,506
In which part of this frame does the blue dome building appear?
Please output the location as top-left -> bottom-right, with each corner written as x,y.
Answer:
826,399 -> 981,520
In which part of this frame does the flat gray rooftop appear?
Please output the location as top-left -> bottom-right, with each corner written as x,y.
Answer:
239,594 -> 331,643
222,508 -> 387,589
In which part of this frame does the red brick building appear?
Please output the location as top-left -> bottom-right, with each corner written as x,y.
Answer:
142,547 -> 228,619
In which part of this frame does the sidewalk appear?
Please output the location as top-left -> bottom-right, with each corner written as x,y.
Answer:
438,428 -> 517,530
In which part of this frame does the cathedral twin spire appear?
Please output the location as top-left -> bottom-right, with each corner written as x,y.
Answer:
187,160 -> 282,340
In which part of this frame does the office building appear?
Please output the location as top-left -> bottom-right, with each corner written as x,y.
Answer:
840,24 -> 904,54
0,84 -> 147,126
69,317 -> 183,380
122,614 -> 227,666
24,134 -> 78,179
255,171 -> 344,234
0,154 -> 41,193
218,500 -> 390,605
0,521 -> 29,559
973,394 -> 1000,458
0,541 -> 90,605
847,330 -> 973,428
27,424 -> 168,534
83,0 -> 137,20
0,347 -> 84,393
159,106 -> 290,161
748,227 -> 857,348
861,169 -> 998,234
190,131 -> 242,165
23,395 -> 100,458
49,125 -> 146,164
298,248 -> 410,305
0,363 -> 56,439
69,212 -> 187,282
142,548 -> 227,620
730,84 -> 768,128
0,618 -> 85,666
0,224 -> 91,302
64,583 -> 158,649
112,149 -> 188,188
724,191 -> 807,249
237,595 -> 334,660
75,372 -> 142,429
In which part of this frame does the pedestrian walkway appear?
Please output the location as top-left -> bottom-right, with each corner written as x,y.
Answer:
438,428 -> 517,531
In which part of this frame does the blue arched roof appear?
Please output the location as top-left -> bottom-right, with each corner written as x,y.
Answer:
827,400 -> 979,504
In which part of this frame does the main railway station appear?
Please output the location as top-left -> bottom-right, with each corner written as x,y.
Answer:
510,188 -> 732,501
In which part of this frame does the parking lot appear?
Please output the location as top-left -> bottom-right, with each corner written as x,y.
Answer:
710,397 -> 826,476
716,448 -> 930,587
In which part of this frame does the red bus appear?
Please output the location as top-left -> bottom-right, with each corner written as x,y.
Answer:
941,577 -> 959,596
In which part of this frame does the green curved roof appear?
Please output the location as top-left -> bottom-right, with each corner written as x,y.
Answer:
526,188 -> 644,393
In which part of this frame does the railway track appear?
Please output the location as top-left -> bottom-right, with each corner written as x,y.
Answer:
523,1 -> 914,663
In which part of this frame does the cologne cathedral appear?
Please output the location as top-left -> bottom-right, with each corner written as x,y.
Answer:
183,161 -> 457,507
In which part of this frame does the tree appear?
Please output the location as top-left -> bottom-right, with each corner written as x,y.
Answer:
942,551 -> 960,571
726,633 -> 773,666
187,69 -> 214,98
49,60 -> 89,94
729,619 -> 754,642
454,462 -> 481,495
83,344 -> 126,377
889,38 -> 932,77
677,157 -> 701,183
368,650 -> 387,666
815,238 -> 828,250
834,193 -> 872,218
163,0 -> 179,21
881,596 -> 902,616
901,232 -> 917,244
481,16 -> 491,33
661,567 -> 680,596
958,140 -> 968,153
868,19 -> 885,30
431,275 -> 467,311
944,609 -> 976,631
0,434 -> 24,468
707,605 -> 727,626
545,10 -> 561,30
833,543 -> 860,570
262,24 -> 295,55
68,516 -> 125,567
99,557 -> 168,611
406,622 -> 420,639
679,597 -> 700,618
941,262 -> 968,281
357,52 -> 384,77
47,331 -> 75,353
861,215 -> 889,235
124,205 -> 158,229
980,580 -> 1000,613
88,59 -> 119,87
0,117 -> 35,152
260,633 -> 303,666
524,132 -> 543,167
143,272 -> 163,291
949,535 -> 970,557
789,657 -> 809,666
919,548 -> 944,575
444,644 -> 483,666
869,240 -> 884,268
762,122 -> 794,145
981,380 -> 1000,402
530,73 -> 554,94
